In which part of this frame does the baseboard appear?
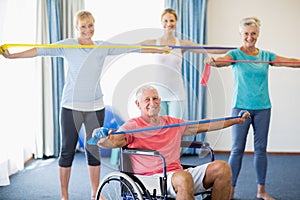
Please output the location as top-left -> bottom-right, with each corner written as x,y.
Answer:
24,154 -> 34,165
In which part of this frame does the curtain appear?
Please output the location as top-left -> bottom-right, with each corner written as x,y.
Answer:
47,0 -> 65,157
165,0 -> 208,153
0,0 -> 38,186
0,0 -> 39,186
34,0 -> 57,158
0,0 -> 10,186
59,0 -> 85,39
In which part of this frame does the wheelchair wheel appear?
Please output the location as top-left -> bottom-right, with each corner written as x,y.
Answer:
96,171 -> 143,200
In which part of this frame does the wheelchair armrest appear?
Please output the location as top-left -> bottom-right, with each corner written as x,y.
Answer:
120,147 -> 168,193
180,140 -> 215,162
180,140 -> 210,148
122,148 -> 160,156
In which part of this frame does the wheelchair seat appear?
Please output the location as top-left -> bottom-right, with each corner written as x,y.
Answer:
96,141 -> 214,200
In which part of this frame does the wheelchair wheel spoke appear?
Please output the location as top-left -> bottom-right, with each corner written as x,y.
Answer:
96,172 -> 143,200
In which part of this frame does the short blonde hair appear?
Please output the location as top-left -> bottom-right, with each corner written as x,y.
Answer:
74,10 -> 95,27
239,16 -> 261,33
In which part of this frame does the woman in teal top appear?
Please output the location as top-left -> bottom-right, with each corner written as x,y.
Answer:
229,49 -> 276,110
206,17 -> 300,200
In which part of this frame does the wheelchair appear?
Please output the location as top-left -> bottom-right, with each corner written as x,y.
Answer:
96,140 -> 215,200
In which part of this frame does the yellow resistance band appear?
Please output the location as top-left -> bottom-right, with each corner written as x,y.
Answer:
0,43 -> 168,55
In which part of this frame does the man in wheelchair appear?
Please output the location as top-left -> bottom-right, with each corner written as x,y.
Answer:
96,85 -> 249,200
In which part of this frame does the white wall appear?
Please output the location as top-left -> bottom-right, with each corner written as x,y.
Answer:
85,0 -> 164,41
206,0 -> 300,152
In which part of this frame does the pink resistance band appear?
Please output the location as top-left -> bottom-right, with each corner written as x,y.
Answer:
200,59 -> 300,86
200,63 -> 211,86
